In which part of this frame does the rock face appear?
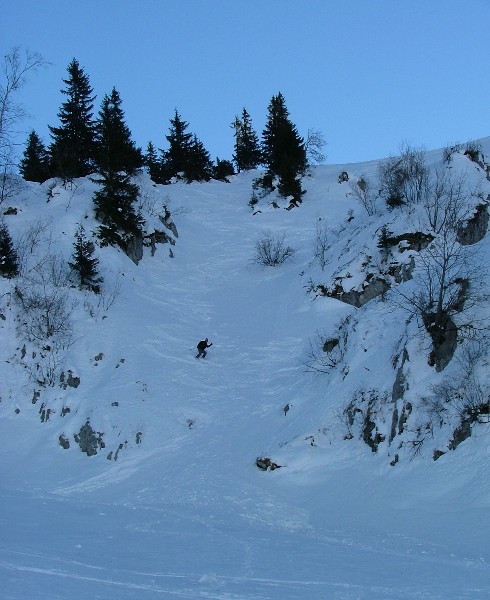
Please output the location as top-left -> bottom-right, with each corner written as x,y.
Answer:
317,233 -> 420,308
323,338 -> 340,353
391,348 -> 409,404
322,260 -> 414,308
362,413 -> 385,453
327,276 -> 390,308
425,315 -> 458,372
448,419 -> 472,451
126,234 -> 144,265
145,230 -> 175,256
160,209 -> 179,238
457,202 -> 489,246
385,232 -> 434,252
129,208 -> 179,260
344,390 -> 387,453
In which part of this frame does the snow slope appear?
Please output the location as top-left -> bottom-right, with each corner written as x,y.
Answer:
1,141 -> 490,599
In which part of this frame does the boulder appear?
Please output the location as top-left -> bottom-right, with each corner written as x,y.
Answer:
74,421 -> 104,456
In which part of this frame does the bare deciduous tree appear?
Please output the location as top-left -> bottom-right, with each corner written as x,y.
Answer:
421,169 -> 473,234
0,48 -> 46,171
305,128 -> 326,165
392,177 -> 487,370
378,143 -> 429,209
349,175 -> 378,216
424,338 -> 490,423
16,216 -> 54,276
313,220 -> 330,270
303,329 -> 344,373
14,278 -> 77,347
1,48 -> 47,206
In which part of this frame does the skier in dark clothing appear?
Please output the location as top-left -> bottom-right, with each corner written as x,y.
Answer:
196,338 -> 213,358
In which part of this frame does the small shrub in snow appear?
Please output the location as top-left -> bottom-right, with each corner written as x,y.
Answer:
378,144 -> 429,209
304,329 -> 343,373
83,275 -> 121,318
313,220 -> 329,270
14,281 -> 76,346
442,143 -> 462,165
349,175 -> 378,216
248,190 -> 259,209
463,140 -> 482,163
253,232 -> 295,266
15,216 -> 53,276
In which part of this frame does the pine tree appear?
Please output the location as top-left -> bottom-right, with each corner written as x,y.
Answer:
232,108 -> 262,172
93,170 -> 143,252
92,88 -> 144,255
69,224 -> 102,293
144,141 -> 164,183
95,88 -> 142,176
19,130 -> 49,182
184,135 -> 213,183
161,110 -> 213,183
261,93 -> 306,202
0,220 -> 18,278
163,110 -> 192,180
49,58 -> 97,180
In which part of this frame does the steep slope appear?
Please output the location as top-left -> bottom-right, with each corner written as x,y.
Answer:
1,142 -> 489,599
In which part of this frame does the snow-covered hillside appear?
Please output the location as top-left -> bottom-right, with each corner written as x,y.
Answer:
1,141 -> 490,599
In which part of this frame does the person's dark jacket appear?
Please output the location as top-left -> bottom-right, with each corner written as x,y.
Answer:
197,339 -> 212,351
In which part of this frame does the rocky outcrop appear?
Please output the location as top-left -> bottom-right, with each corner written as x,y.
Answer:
425,315 -> 458,372
385,232 -> 434,252
448,419 -> 472,451
60,370 -> 80,389
391,349 -> 409,403
126,234 -> 144,264
327,275 -> 390,308
142,208 -> 178,257
322,338 -> 340,352
256,457 -> 281,471
389,349 -> 410,444
344,390 -> 387,453
318,253 -> 415,308
362,413 -> 385,453
159,208 -> 178,238
74,421 -> 105,456
457,202 -> 489,246
144,230 -> 176,256
3,206 -> 18,216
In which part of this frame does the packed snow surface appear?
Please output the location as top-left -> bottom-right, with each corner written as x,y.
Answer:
1,142 -> 490,599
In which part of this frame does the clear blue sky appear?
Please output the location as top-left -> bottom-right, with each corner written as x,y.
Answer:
2,0 -> 490,165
